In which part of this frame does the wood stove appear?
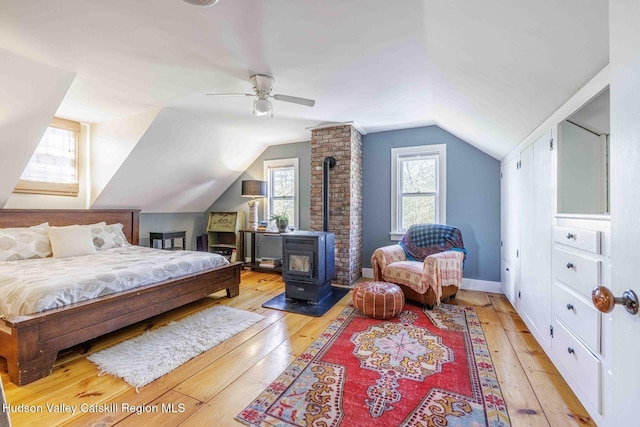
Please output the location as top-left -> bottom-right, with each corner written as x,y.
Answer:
282,231 -> 335,302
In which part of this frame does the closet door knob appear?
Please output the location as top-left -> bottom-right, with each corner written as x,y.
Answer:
592,286 -> 639,315
566,303 -> 574,310
566,262 -> 574,269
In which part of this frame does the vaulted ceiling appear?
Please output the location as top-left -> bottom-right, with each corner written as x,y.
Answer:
0,0 -> 609,212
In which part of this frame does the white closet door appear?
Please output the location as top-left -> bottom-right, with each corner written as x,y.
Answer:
519,131 -> 552,349
500,155 -> 520,305
608,2 -> 640,424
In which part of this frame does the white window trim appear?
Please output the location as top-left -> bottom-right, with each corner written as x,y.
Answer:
390,144 -> 447,240
263,158 -> 300,230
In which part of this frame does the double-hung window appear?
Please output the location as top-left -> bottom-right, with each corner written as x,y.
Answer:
14,117 -> 81,197
263,158 -> 299,229
390,144 -> 446,240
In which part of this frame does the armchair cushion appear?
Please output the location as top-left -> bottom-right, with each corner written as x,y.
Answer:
382,260 -> 424,290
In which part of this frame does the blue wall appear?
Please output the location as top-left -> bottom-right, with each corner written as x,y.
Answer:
362,126 -> 500,282
209,141 -> 311,260
208,141 -> 311,229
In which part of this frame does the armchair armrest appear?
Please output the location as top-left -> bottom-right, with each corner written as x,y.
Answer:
371,245 -> 407,280
422,250 -> 465,304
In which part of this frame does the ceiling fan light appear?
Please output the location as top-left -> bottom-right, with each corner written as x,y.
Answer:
254,96 -> 272,116
180,0 -> 220,7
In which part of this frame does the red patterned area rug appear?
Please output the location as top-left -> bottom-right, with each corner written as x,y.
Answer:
236,303 -> 511,427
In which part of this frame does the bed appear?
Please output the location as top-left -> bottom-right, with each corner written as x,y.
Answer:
0,209 -> 242,386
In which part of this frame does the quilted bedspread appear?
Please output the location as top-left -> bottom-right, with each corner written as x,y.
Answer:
0,246 -> 229,319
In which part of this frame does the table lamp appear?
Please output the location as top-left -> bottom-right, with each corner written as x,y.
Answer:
241,180 -> 267,230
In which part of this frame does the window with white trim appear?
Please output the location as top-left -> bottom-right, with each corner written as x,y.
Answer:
14,117 -> 80,197
390,144 -> 446,240
263,158 -> 299,229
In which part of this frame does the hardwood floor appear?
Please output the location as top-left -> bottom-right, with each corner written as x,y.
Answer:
1,271 -> 595,426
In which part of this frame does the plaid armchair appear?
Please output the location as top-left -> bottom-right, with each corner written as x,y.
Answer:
371,224 -> 465,308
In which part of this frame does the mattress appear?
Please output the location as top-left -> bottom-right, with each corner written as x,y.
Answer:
0,246 -> 229,319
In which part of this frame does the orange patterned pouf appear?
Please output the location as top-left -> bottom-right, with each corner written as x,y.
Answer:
352,281 -> 405,320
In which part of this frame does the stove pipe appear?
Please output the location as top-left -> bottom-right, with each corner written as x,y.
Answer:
323,156 -> 336,232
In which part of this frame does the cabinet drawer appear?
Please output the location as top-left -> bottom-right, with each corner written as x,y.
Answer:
553,226 -> 601,254
553,247 -> 601,297
553,283 -> 600,353
554,320 -> 601,413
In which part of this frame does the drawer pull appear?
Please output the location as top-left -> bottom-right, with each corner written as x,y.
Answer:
566,303 -> 574,310
566,262 -> 574,269
592,286 -> 639,315
568,347 -> 575,354
506,267 -> 510,271
567,233 -> 575,239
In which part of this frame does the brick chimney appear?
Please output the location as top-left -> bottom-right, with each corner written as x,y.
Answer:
310,124 -> 363,286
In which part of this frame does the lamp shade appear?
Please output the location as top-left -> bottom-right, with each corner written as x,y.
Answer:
241,180 -> 267,197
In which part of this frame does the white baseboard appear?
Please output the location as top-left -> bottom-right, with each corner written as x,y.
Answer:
360,268 -> 501,294
461,278 -> 502,294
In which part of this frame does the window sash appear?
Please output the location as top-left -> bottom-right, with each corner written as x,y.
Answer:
263,158 -> 299,229
268,166 -> 295,224
390,145 -> 446,240
397,154 -> 439,232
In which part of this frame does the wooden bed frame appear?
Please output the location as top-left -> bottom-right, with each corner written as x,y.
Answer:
0,209 -> 242,386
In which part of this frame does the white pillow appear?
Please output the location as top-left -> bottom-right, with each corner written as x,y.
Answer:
83,222 -> 107,229
48,225 -> 97,258
91,223 -> 131,250
0,223 -> 51,262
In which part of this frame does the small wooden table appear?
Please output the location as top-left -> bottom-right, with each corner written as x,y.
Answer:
150,231 -> 186,250
239,229 -> 283,273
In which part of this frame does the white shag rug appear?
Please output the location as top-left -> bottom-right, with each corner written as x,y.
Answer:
88,305 -> 264,390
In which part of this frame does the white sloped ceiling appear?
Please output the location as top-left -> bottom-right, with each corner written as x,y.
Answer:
91,107 -> 320,212
0,49 -> 75,207
0,0 -> 609,212
90,109 -> 162,205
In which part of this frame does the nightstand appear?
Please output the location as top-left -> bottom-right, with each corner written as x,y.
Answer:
150,231 -> 186,250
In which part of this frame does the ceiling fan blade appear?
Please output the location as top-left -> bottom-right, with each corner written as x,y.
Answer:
206,93 -> 254,97
272,94 -> 315,107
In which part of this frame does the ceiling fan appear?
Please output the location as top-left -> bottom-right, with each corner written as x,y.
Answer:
207,74 -> 316,117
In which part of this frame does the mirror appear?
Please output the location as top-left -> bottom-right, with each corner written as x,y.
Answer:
557,87 -> 610,215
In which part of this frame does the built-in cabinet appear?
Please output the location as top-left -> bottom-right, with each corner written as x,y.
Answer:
500,86 -> 611,426
551,220 -> 610,417
501,131 -> 554,341
513,131 -> 553,349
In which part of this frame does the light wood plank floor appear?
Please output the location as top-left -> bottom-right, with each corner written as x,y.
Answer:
1,271 -> 596,427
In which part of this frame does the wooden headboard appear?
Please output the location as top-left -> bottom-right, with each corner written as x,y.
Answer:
0,209 -> 141,245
